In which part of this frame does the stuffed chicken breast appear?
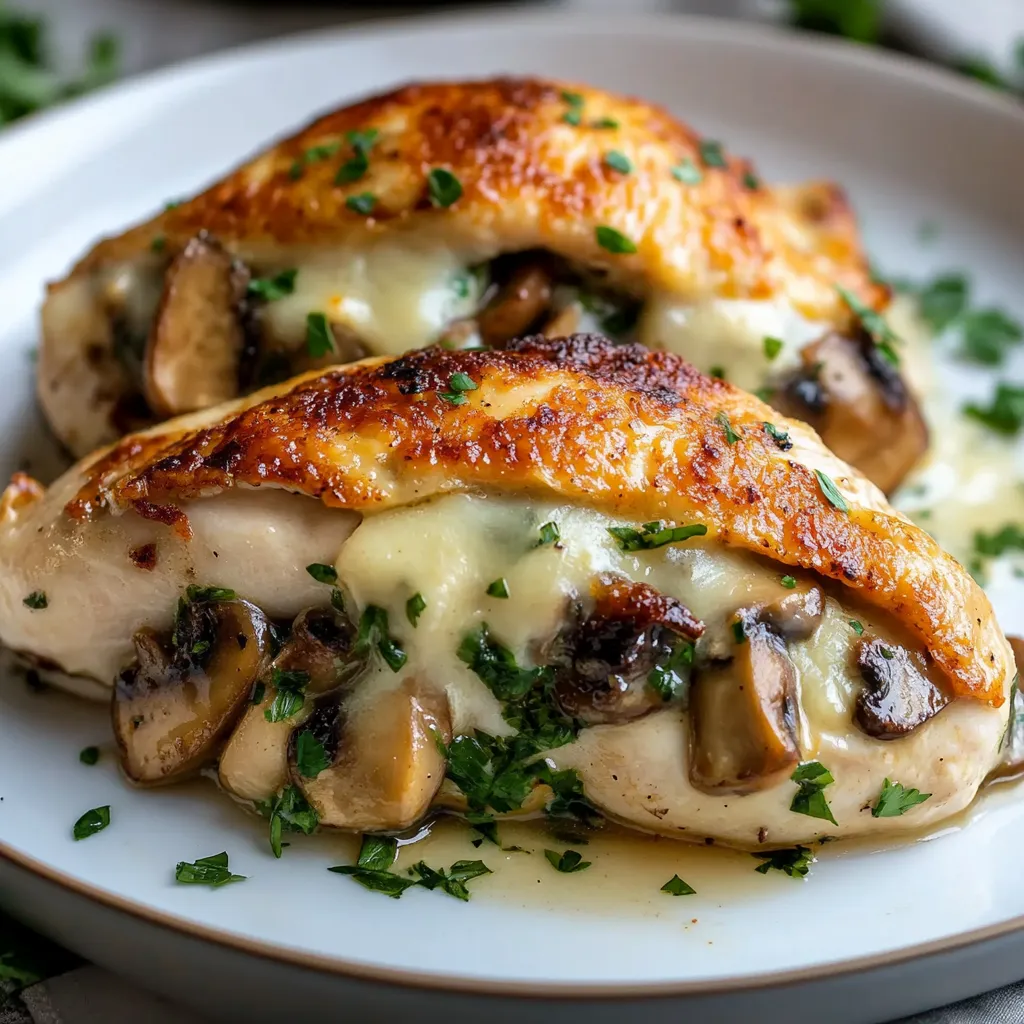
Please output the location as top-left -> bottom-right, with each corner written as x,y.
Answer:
40,78 -> 925,492
3,335 -> 1008,848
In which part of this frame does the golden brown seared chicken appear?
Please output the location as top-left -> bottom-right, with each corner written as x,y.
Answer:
1,336 -> 1011,847
39,77 -> 925,491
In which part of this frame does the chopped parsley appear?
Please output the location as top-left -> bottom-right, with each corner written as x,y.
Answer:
814,469 -> 849,513
958,308 -> 1023,366
427,168 -> 463,208
753,845 -> 813,878
486,578 -> 510,599
79,746 -> 99,766
305,563 -> 338,585
590,116 -> 619,129
544,849 -> 591,873
849,619 -> 865,635
647,641 -> 694,702
731,619 -> 746,644
411,859 -> 492,901
974,524 -> 1024,559
780,575 -> 797,589
345,192 -> 377,215
355,605 -> 407,672
406,592 -> 426,627
763,422 -> 793,451
22,591 -> 47,610
763,336 -> 784,361
661,874 -> 696,896
671,159 -> 703,185
438,371 -> 478,405
607,520 -> 707,552
255,784 -> 318,858
595,225 -> 637,255
294,730 -> 330,779
698,139 -> 727,168
917,273 -> 968,333
789,761 -> 837,826
247,269 -> 297,302
716,410 -> 740,445
305,312 -> 334,358
788,0 -> 881,43
537,521 -> 560,546
560,90 -> 584,125
743,170 -> 760,190
290,140 -> 341,178
457,623 -> 547,702
263,668 -> 311,723
150,235 -> 167,254
175,852 -> 246,888
334,128 -> 379,184
836,284 -> 900,366
710,366 -> 727,380
72,806 -> 110,841
604,150 -> 632,174
871,778 -> 931,818
963,382 -> 1024,435
185,585 -> 236,603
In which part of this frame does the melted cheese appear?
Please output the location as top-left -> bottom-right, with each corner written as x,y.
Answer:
640,294 -> 827,391
260,243 -> 483,356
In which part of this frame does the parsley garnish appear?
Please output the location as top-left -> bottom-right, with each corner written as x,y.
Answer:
346,192 -> 377,215
871,778 -> 931,818
406,592 -> 426,627
150,235 -> 166,254
604,150 -> 632,174
175,852 -> 246,888
789,761 -> 837,825
974,524 -> 1024,558
560,90 -> 584,125
753,845 -> 813,878
427,168 -> 462,208
763,336 -> 784,361
72,806 -> 110,841
836,284 -> 900,366
671,158 -> 702,185
486,578 -> 510,599
79,746 -> 99,766
590,116 -> 619,129
763,422 -> 793,450
958,309 -> 1023,366
411,859 -> 492,901
255,784 -> 318,858
849,619 -> 865,635
334,128 -> 379,184
661,874 -> 696,896
355,605 -> 407,672
607,521 -> 707,551
780,575 -> 797,589
306,312 -> 334,358
788,0 -> 880,43
294,730 -> 330,779
247,269 -> 297,302
263,668 -> 310,723
743,170 -> 760,189
716,410 -> 740,444
963,382 -> 1024,435
290,140 -> 341,178
647,641 -> 694,702
917,273 -> 968,333
22,591 -> 47,610
731,619 -> 746,644
438,371 -> 478,405
814,469 -> 849,513
537,521 -> 560,546
457,623 -> 547,701
185,585 -> 236,603
595,225 -> 637,254
698,139 -> 727,168
305,563 -> 338,585
544,849 -> 591,873
710,366 -> 727,380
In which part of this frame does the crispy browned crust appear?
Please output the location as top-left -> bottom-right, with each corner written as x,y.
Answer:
66,334 -> 1003,704
63,77 -> 883,325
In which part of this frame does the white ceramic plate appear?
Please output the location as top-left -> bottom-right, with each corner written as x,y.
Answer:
1,12 -> 1024,1023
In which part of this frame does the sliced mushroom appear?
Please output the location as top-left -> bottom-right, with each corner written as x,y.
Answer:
113,597 -> 270,784
552,575 -> 704,725
143,233 -> 251,419
773,331 -> 928,494
753,585 -> 824,642
291,677 -> 451,831
688,623 -> 799,793
542,302 -> 583,338
218,607 -> 367,802
854,636 -> 950,739
476,264 -> 553,347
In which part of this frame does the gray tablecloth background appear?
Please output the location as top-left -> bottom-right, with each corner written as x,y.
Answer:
3,1 -> 1023,1021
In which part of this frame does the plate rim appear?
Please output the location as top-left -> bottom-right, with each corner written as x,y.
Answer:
3,5 -> 1024,1000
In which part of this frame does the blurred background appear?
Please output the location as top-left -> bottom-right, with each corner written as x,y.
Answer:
0,0 -> 1022,129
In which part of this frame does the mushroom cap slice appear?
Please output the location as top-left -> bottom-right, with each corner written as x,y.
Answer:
143,233 -> 251,419
774,331 -> 928,494
688,624 -> 799,794
477,263 -> 553,347
291,677 -> 451,832
218,606 -> 367,803
752,585 -> 824,642
854,636 -> 950,739
113,598 -> 270,784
